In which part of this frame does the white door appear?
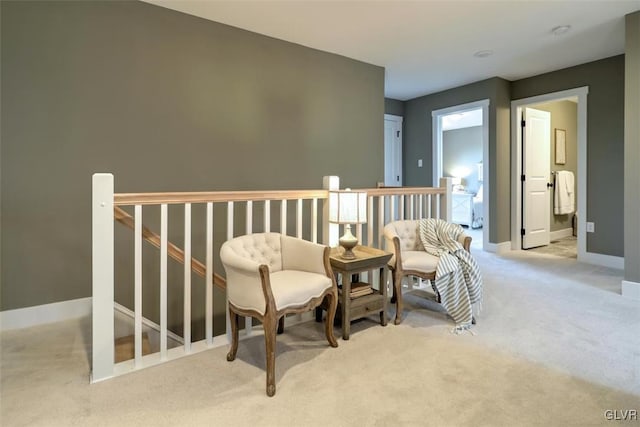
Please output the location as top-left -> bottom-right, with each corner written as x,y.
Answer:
384,115 -> 403,187
522,107 -> 551,249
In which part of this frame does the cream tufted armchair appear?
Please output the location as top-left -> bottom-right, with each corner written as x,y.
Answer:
383,219 -> 471,325
220,232 -> 338,397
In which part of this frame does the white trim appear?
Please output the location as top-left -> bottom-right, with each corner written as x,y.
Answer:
579,252 -> 624,270
621,280 -> 640,301
484,241 -> 511,254
511,87 -> 590,263
1,297 -> 91,331
432,99 -> 490,252
550,228 -> 574,241
384,114 -> 403,123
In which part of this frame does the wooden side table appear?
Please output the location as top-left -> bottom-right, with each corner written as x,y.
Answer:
323,245 -> 392,340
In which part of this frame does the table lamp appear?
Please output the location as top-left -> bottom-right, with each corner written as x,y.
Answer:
329,188 -> 367,259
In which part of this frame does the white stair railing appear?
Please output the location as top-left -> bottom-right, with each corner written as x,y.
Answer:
91,173 -> 451,383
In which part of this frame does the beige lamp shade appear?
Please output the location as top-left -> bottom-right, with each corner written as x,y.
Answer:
329,189 -> 367,224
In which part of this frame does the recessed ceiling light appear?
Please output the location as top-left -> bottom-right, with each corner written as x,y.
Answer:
473,50 -> 493,58
552,25 -> 571,35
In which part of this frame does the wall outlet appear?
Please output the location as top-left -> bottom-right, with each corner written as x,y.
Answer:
418,159 -> 423,167
586,222 -> 595,233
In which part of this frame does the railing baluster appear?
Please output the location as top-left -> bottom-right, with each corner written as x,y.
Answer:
281,199 -> 287,235
246,200 -> 253,234
311,198 -> 318,243
377,196 -> 384,250
184,203 -> 192,353
205,202 -> 213,346
160,204 -> 168,359
226,201 -> 234,341
134,204 -> 143,367
390,195 -> 396,222
227,202 -> 234,239
367,196 -> 374,248
264,200 -> 271,232
296,198 -> 303,238
409,195 -> 414,220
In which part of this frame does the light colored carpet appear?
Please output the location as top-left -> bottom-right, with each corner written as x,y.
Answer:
1,248 -> 638,426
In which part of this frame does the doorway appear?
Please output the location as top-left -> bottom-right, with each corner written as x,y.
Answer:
511,87 -> 588,262
432,99 -> 490,252
384,114 -> 403,187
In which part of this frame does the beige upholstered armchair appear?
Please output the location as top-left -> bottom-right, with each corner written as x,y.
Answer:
383,219 -> 471,325
220,232 -> 338,397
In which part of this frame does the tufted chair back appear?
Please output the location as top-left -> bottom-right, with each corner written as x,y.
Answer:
221,232 -> 283,273
383,219 -> 424,252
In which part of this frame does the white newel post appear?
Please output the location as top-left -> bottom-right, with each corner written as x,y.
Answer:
91,173 -> 115,383
322,176 -> 340,247
439,177 -> 453,222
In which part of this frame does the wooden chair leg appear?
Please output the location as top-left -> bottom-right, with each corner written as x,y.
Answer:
393,272 -> 404,325
263,314 -> 277,397
226,308 -> 239,362
390,269 -> 397,304
324,291 -> 338,348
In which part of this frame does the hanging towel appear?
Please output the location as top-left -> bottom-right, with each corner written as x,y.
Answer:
554,170 -> 575,215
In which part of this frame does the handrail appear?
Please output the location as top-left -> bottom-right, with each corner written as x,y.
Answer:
114,206 -> 226,290
358,186 -> 446,196
114,189 -> 329,206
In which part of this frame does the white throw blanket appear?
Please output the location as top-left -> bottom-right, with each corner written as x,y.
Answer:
554,171 -> 575,215
418,219 -> 483,331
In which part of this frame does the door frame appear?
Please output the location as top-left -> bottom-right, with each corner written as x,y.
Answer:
511,86 -> 588,261
384,114 -> 403,187
432,99 -> 490,251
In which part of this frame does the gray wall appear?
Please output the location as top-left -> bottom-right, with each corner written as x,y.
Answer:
532,101 -> 578,233
512,55 -> 625,256
1,0 -> 385,322
442,126 -> 482,194
404,77 -> 512,244
385,98 -> 405,116
625,12 -> 640,283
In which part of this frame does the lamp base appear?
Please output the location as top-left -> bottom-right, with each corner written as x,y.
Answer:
339,225 -> 358,260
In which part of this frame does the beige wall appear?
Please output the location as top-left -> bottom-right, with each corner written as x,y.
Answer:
533,101 -> 578,233
0,1 -> 384,337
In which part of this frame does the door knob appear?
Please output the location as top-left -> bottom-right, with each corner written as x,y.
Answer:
547,183 -> 554,188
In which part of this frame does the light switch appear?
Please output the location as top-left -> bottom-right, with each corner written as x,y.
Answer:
418,159 -> 423,167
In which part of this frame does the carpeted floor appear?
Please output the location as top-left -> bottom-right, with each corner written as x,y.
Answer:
1,248 -> 638,426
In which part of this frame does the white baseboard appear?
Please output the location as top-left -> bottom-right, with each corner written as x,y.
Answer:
622,280 -> 640,301
578,252 -> 624,270
485,241 -> 511,254
550,228 -> 574,241
1,297 -> 91,331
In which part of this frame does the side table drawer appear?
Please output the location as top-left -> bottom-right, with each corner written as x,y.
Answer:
348,293 -> 384,321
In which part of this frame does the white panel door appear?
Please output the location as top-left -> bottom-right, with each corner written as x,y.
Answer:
522,107 -> 551,249
384,115 -> 403,187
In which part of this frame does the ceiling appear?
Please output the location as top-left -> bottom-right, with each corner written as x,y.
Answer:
144,0 -> 640,101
